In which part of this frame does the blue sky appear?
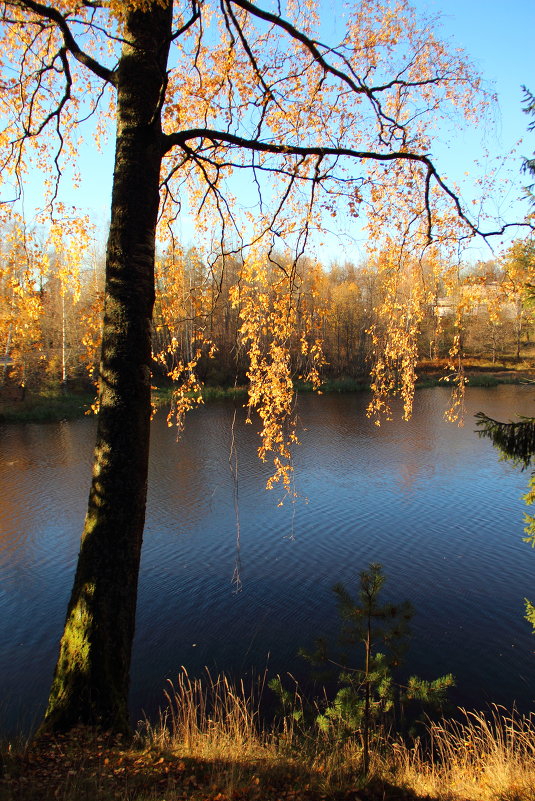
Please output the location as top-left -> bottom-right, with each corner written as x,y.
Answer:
415,0 -> 534,259
317,0 -> 535,262
417,0 -> 534,200
18,0 -> 535,263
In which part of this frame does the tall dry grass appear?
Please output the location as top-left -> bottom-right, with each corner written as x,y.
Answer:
4,671 -> 535,800
139,668 -> 271,759
389,706 -> 535,800
140,671 -> 535,800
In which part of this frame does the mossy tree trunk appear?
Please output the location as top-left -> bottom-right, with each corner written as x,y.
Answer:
42,2 -> 172,733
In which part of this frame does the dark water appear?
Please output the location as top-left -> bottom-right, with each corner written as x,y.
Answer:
1,385 -> 535,733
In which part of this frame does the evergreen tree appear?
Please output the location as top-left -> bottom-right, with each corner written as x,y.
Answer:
272,564 -> 454,776
475,413 -> 535,468
521,86 -> 535,209
476,412 -> 535,629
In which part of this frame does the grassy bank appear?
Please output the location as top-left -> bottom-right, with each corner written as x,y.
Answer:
1,364 -> 532,424
0,391 -> 95,423
152,384 -> 249,407
2,672 -> 534,800
416,373 -> 528,390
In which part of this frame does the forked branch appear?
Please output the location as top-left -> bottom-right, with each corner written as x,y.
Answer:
9,0 -> 117,85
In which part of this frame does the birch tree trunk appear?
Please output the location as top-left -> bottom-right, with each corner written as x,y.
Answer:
42,2 -> 172,733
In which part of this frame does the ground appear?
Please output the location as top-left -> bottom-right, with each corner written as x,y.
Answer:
0,729 -> 439,801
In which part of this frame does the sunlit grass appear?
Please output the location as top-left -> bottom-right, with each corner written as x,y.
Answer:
141,669 -> 268,759
139,672 -> 535,800
3,671 -> 535,800
391,707 -> 535,800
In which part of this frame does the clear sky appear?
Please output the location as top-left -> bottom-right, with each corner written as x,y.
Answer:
419,0 -> 535,260
318,0 -> 535,262
18,0 -> 535,263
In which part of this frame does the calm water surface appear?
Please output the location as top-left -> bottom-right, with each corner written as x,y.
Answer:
1,385 -> 535,732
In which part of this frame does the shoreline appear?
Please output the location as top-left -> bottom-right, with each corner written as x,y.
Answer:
0,367 -> 533,424
2,697 -> 534,801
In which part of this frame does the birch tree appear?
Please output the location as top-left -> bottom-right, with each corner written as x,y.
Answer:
0,0 -> 530,733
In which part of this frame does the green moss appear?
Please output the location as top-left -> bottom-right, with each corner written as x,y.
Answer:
59,588 -> 94,673
44,584 -> 96,725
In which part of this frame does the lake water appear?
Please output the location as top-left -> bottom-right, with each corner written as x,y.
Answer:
1,385 -> 535,733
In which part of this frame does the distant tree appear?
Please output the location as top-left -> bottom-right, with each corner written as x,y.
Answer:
0,222 -> 46,387
501,239 -> 535,359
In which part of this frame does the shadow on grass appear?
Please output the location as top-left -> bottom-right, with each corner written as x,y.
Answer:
0,729 -> 443,801
0,393 -> 95,423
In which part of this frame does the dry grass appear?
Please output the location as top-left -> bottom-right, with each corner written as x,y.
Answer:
3,673 -> 535,800
140,668 -> 269,759
388,706 -> 535,800
138,671 -> 535,800
137,669 -> 374,795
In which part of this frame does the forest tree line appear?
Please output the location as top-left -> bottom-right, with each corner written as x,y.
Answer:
1,227 -> 534,395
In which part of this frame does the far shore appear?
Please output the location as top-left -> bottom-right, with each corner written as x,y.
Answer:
0,362 -> 533,424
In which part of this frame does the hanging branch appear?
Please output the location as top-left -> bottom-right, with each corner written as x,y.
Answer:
475,411 -> 535,468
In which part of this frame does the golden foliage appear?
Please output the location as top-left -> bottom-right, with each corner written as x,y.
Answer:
0,0 -> 524,471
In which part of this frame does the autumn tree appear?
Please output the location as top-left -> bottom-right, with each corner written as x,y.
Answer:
74,248 -> 105,384
39,222 -> 96,389
501,239 -> 535,359
0,0 -> 530,734
319,261 -> 368,376
0,221 -> 46,387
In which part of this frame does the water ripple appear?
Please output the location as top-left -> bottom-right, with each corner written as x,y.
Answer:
1,385 -> 535,731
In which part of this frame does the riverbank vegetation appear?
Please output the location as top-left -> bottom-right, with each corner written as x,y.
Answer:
2,232 -> 533,432
0,361 -> 532,424
3,565 -> 535,799
2,237 -> 534,405
2,683 -> 535,800
1,0 -> 533,774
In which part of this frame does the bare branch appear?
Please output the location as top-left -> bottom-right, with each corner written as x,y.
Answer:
163,127 -> 534,242
228,0 -> 369,98
228,0 -> 451,101
169,1 -> 200,42
222,0 -> 276,106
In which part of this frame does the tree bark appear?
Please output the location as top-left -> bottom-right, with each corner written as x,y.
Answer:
42,2 -> 172,733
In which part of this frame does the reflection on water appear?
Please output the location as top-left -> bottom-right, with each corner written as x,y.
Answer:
1,385 -> 535,732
